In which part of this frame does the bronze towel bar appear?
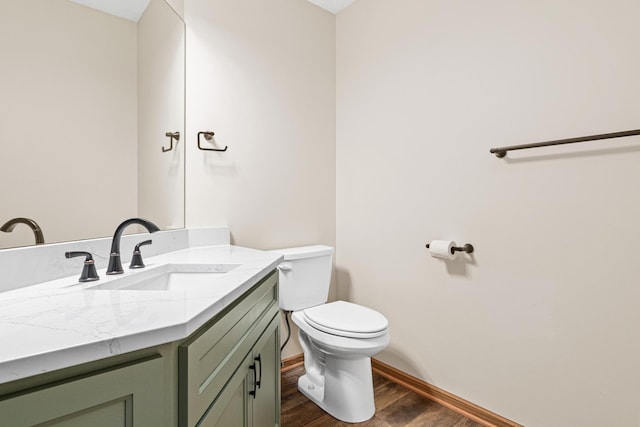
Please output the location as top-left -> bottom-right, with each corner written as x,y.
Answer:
490,129 -> 640,158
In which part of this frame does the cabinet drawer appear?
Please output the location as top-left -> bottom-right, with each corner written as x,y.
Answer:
179,270 -> 279,427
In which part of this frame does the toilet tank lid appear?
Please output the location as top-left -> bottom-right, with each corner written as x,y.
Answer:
273,245 -> 334,261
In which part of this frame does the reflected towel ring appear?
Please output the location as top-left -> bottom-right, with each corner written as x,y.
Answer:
198,131 -> 228,152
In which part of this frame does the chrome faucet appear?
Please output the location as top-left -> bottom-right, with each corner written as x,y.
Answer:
1,217 -> 45,245
106,218 -> 160,275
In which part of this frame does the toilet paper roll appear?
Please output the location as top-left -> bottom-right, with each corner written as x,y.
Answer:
429,240 -> 457,260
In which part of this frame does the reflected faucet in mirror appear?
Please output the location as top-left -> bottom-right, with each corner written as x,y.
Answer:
106,218 -> 160,275
1,0 -> 185,250
1,218 -> 45,245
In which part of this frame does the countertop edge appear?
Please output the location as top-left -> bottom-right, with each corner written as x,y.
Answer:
0,246 -> 283,384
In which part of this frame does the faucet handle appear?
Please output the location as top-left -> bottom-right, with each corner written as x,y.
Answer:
65,251 -> 100,282
130,240 -> 152,269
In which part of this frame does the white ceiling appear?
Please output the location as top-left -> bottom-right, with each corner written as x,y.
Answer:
306,0 -> 356,14
69,0 -> 151,22
71,0 -> 354,20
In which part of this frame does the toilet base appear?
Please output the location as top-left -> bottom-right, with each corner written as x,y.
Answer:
297,355 -> 376,423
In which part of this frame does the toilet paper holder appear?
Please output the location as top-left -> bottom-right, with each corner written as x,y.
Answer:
425,242 -> 474,254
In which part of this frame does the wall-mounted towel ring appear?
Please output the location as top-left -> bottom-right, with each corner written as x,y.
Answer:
162,132 -> 180,152
198,131 -> 228,152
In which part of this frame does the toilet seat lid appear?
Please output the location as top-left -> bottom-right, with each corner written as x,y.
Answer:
303,301 -> 388,338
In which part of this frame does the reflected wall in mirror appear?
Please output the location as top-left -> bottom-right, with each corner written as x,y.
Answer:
0,0 -> 185,250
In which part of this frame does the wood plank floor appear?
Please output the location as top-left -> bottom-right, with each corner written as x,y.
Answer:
281,365 -> 484,427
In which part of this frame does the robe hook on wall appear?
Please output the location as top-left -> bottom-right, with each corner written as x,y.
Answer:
162,131 -> 180,152
198,131 -> 228,152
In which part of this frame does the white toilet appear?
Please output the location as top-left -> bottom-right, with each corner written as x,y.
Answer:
275,245 -> 390,423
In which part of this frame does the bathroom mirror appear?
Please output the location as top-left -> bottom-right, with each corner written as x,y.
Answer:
0,0 -> 185,249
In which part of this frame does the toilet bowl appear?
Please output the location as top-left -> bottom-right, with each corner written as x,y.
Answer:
293,301 -> 389,422
274,245 -> 390,423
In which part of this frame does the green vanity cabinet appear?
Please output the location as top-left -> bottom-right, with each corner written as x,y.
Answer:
0,355 -> 166,427
0,269 -> 281,427
179,270 -> 281,427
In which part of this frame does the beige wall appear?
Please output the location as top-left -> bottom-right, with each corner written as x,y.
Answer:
184,0 -> 336,358
137,0 -> 185,231
336,0 -> 640,426
0,0 -> 138,248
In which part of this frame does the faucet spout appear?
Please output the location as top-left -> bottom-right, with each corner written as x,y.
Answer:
106,218 -> 160,275
1,217 -> 45,245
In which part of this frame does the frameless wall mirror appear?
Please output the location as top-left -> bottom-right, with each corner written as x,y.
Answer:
0,0 -> 185,249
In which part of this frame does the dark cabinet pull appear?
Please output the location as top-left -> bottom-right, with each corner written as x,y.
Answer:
254,355 -> 262,389
249,363 -> 257,398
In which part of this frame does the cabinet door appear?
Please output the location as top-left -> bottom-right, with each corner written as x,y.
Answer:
179,271 -> 278,427
196,314 -> 280,427
0,355 -> 164,427
251,315 -> 281,427
196,353 -> 251,427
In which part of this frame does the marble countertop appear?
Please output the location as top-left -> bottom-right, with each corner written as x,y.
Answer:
0,245 -> 282,384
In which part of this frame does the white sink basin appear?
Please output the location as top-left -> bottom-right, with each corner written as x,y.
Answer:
86,263 -> 241,291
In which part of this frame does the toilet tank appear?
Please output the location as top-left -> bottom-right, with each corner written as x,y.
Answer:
274,245 -> 334,311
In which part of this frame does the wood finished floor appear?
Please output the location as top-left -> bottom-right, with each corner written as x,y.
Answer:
281,365 -> 484,427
